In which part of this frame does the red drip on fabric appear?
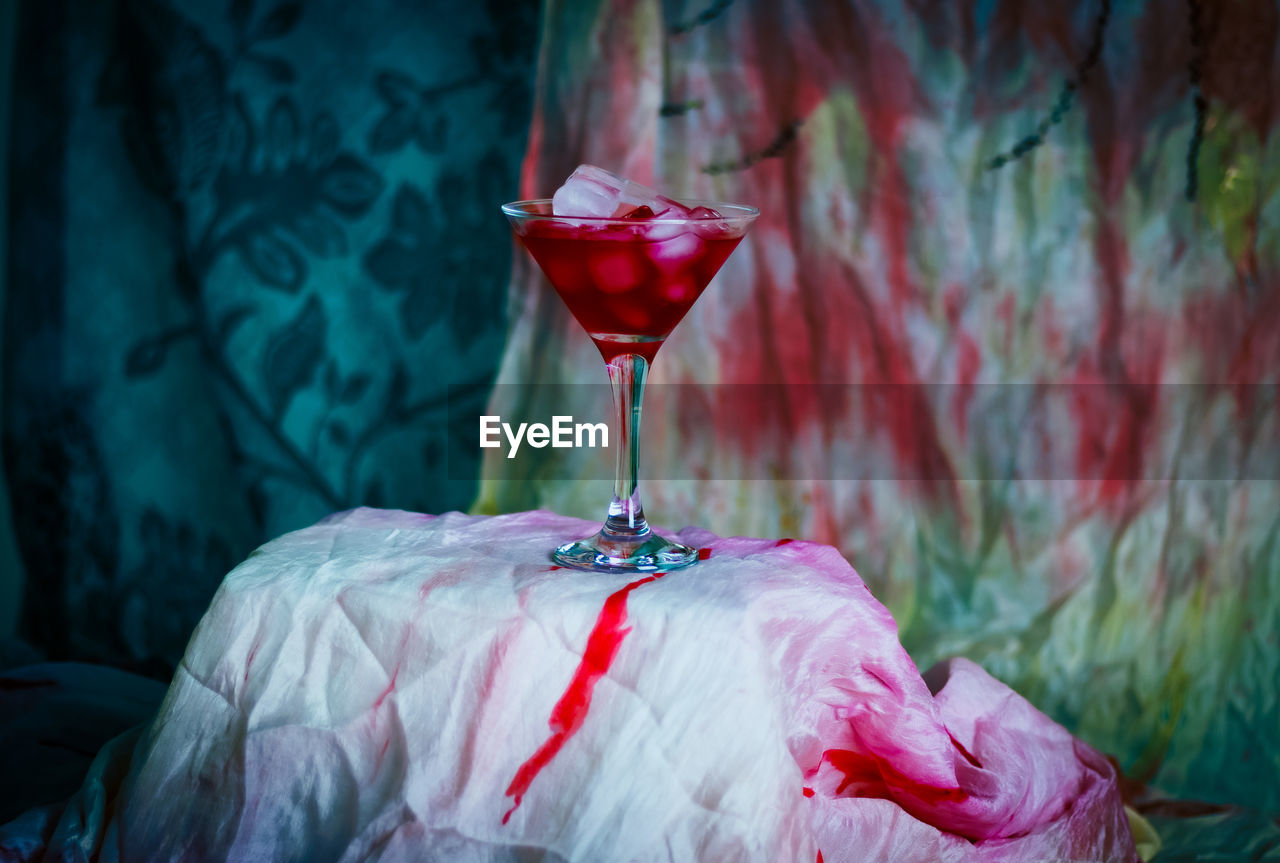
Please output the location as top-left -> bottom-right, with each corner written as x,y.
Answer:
816,851 -> 824,863
372,668 -> 398,711
697,547 -> 712,560
243,637 -> 262,686
823,748 -> 968,806
417,570 -> 466,602
775,538 -> 795,546
501,572 -> 667,824
802,786 -> 815,798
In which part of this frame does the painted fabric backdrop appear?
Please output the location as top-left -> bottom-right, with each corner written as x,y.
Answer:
476,0 -> 1280,841
3,0 -> 537,673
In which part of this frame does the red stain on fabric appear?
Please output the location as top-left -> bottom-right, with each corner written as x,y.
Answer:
697,547 -> 712,561
501,572 -> 667,824
816,852 -> 824,863
372,669 -> 398,711
776,538 -> 795,546
802,786 -> 815,797
417,570 -> 466,603
823,748 -> 968,807
243,636 -> 262,686
948,732 -> 983,769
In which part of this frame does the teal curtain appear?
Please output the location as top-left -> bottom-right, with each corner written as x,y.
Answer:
3,0 -> 538,673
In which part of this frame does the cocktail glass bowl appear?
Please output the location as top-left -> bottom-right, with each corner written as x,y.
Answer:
503,199 -> 758,572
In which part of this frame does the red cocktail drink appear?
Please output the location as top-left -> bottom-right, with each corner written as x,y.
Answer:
516,213 -> 748,362
503,168 -> 757,572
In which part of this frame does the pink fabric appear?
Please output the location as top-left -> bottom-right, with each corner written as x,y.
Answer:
6,509 -> 1136,862
809,658 -> 1138,861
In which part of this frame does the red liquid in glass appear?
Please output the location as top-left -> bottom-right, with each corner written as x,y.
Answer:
519,221 -> 745,362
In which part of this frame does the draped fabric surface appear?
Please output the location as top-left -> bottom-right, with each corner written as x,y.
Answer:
477,0 -> 1280,829
0,509 -> 1138,862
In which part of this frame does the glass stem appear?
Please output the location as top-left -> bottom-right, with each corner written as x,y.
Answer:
602,353 -> 650,541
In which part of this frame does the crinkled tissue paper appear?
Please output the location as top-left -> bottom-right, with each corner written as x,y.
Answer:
11,508 -> 1138,862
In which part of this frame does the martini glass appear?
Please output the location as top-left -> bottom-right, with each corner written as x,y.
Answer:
502,199 -> 758,572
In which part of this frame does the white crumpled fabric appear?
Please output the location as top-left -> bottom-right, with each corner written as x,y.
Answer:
9,509 -> 1137,862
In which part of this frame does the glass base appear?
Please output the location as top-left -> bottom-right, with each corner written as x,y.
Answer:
553,530 -> 698,573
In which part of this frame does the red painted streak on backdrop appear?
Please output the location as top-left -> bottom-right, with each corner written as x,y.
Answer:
719,256 -> 961,509
952,330 -> 982,443
519,102 -> 543,199
501,572 -> 667,824
1074,36 -> 1154,512
1187,284 -> 1280,424
1069,312 -> 1166,508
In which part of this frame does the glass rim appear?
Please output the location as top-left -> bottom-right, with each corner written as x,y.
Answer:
501,198 -> 760,224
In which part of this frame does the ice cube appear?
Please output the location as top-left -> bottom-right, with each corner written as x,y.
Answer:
552,165 -> 691,219
629,219 -> 685,242
647,231 -> 701,274
688,205 -> 737,238
692,212 -> 739,239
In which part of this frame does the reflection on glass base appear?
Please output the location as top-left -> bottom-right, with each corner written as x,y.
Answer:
553,531 -> 698,573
